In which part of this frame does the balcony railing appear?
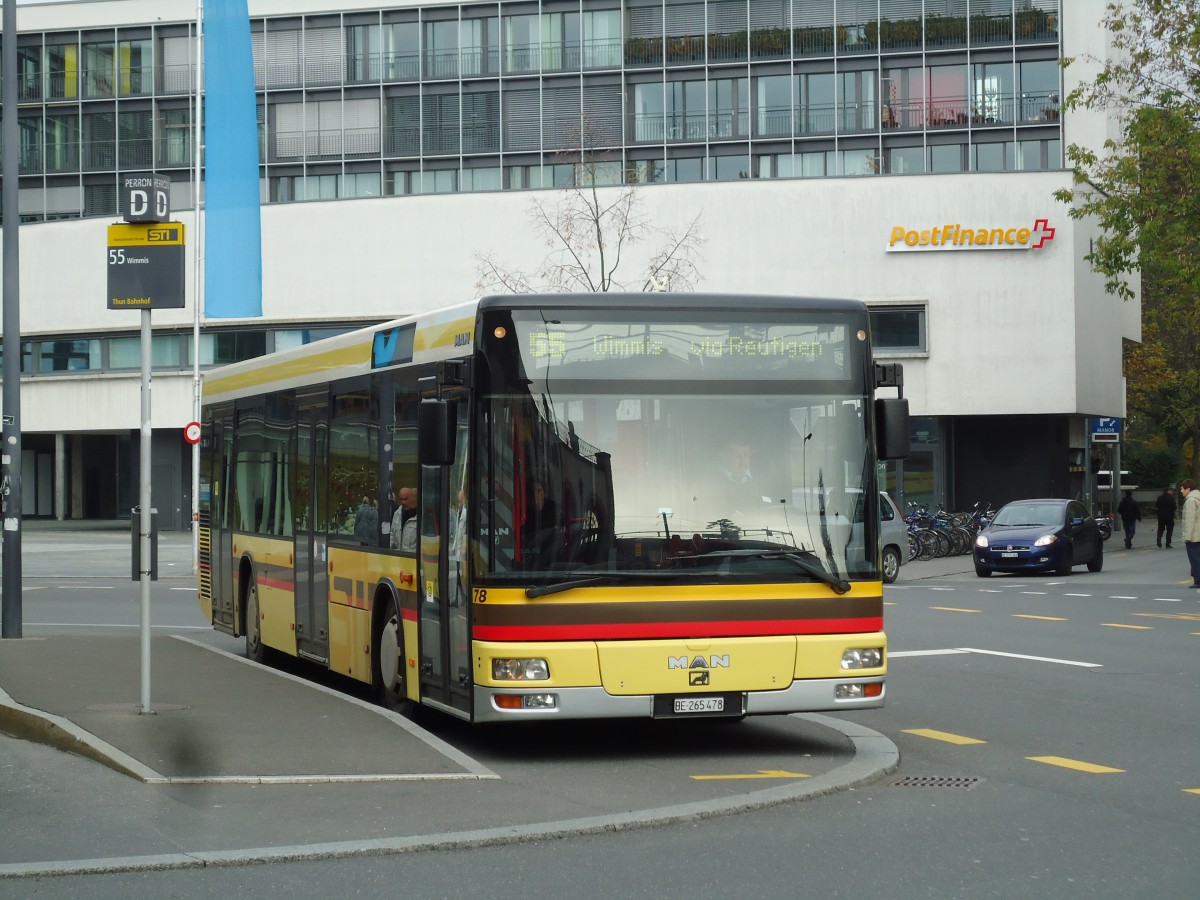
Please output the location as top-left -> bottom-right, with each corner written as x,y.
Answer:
118,67 -> 152,96
81,141 -> 116,171
273,127 -> 382,161
882,92 -> 1060,129
159,63 -> 196,94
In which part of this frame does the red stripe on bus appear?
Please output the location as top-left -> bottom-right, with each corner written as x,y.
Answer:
472,617 -> 883,642
257,575 -> 293,593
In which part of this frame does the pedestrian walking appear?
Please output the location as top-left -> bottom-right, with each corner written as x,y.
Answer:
1117,489 -> 1141,549
1181,479 -> 1200,588
1155,486 -> 1176,548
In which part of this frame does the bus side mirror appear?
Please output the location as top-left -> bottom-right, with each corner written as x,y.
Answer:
418,399 -> 456,466
875,398 -> 910,461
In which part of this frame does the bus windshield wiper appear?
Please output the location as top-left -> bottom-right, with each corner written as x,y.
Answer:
689,549 -> 852,595
526,576 -> 612,598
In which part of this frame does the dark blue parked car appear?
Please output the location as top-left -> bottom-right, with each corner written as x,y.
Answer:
974,499 -> 1103,577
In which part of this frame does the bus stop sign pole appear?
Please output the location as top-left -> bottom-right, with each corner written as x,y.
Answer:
109,175 -> 183,715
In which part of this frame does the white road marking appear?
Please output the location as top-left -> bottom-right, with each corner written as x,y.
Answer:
57,585 -> 115,590
1111,595 -> 1137,600
890,649 -> 970,658
1155,598 -> 1181,602
1020,591 -> 1047,595
929,587 -> 955,591
1064,593 -> 1092,597
956,647 -> 1101,668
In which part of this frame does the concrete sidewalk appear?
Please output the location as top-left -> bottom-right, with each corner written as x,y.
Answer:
0,629 -> 896,879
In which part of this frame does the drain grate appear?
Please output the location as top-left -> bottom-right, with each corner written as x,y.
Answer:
891,775 -> 981,789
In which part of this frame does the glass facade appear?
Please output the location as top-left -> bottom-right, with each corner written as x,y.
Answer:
1,323 -> 367,376
3,0 -> 1061,222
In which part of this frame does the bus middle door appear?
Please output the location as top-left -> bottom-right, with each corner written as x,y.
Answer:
294,393 -> 330,664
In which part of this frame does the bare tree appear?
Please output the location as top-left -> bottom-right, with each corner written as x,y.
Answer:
475,152 -> 704,295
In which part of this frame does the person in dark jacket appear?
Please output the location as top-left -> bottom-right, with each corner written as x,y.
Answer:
1117,490 -> 1141,549
1155,486 -> 1176,548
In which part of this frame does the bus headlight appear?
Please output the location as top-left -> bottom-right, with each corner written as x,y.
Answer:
492,658 -> 550,681
841,648 -> 883,669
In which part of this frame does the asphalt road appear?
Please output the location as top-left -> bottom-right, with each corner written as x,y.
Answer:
2,529 -> 1198,899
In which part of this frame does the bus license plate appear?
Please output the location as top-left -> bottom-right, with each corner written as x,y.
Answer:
674,697 -> 724,714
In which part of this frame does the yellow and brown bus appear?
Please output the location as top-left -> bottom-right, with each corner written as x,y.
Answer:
199,293 -> 908,722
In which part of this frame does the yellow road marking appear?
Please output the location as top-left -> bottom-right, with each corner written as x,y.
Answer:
690,770 -> 811,781
1184,789 -> 1200,796
904,729 -> 986,745
1101,623 -> 1152,630
930,607 -> 980,613
1027,756 -> 1124,774
1132,612 -> 1200,621
1012,614 -> 1067,621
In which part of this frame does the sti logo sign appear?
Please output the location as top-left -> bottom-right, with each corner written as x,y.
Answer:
121,173 -> 171,224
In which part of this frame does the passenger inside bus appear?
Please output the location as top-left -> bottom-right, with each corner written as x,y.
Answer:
389,486 -> 418,552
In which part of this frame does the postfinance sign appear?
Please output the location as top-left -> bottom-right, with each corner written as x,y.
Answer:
886,218 -> 1056,253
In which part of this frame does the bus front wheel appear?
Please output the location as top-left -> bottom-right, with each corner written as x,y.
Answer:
374,593 -> 412,715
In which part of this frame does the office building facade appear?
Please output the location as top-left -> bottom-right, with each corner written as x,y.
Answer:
0,0 -> 1136,525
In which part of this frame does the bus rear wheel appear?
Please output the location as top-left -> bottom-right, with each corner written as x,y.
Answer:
245,577 -> 265,664
374,594 -> 412,715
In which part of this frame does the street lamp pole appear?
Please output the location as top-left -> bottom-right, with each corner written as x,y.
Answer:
2,0 -> 24,640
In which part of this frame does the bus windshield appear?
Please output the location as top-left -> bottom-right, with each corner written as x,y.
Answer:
476,307 -> 877,588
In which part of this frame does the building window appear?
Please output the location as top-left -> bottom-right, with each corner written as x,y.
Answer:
1019,137 -> 1060,171
756,74 -> 792,137
109,335 -> 183,370
870,306 -> 926,353
461,15 -> 499,77
159,107 -> 192,168
383,22 -> 420,81
709,77 -> 749,140
929,143 -> 967,173
38,339 -> 102,373
119,38 -> 153,95
972,141 -> 1016,172
666,155 -> 704,183
343,171 -> 381,197
626,158 -> 664,183
885,145 -> 924,175
462,167 -> 502,191
504,13 -> 540,74
195,331 -> 268,367
424,19 -> 459,80
82,39 -> 115,98
709,153 -> 750,181
583,9 -> 622,69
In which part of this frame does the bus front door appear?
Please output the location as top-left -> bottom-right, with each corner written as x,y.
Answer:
294,395 -> 330,664
417,396 -> 472,717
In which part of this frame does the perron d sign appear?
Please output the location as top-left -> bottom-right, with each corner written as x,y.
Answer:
121,173 -> 172,224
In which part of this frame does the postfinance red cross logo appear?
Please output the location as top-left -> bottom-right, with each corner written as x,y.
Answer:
1030,218 -> 1056,249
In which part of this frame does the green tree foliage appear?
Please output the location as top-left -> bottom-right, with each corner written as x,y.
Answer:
1054,1 -> 1200,480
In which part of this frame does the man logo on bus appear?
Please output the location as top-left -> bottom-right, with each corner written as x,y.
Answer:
668,655 -> 730,669
690,670 -> 710,686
